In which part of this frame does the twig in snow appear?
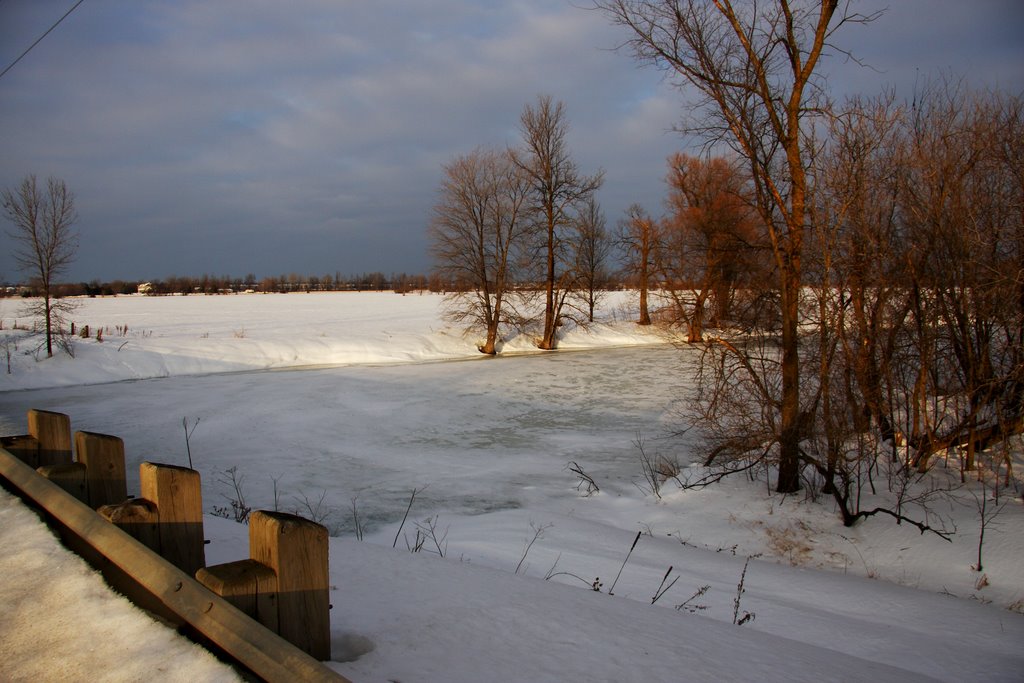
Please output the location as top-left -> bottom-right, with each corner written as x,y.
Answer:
393,487 -> 420,548
566,461 -> 599,496
182,416 -> 200,469
350,496 -> 364,541
608,530 -> 641,596
732,554 -> 761,625
515,521 -> 553,575
675,584 -> 710,613
651,566 -> 680,604
545,554 -> 600,590
293,489 -> 331,524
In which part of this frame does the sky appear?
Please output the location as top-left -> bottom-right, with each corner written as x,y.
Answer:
1,1 -> 1022,283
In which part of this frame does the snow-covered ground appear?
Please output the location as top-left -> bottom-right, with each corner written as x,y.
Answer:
1,292 -> 1021,682
0,291 -> 661,390
0,488 -> 243,682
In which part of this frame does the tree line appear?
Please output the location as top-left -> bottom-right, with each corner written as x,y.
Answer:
1,271 -> 431,298
591,0 -> 1023,530
4,270 -> 594,300
428,1 -> 1022,530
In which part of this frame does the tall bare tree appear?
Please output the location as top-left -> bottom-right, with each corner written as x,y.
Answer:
574,196 -> 613,323
616,203 -> 658,326
800,92 -> 907,515
595,0 -> 873,492
429,148 -> 531,354
513,95 -> 604,350
3,174 -> 78,358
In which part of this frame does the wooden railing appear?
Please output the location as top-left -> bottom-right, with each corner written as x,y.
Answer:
0,409 -> 348,683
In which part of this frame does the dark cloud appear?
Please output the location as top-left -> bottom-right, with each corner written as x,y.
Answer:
1,1 -> 1020,282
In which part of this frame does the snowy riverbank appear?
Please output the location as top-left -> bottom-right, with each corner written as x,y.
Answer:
1,291 -> 1021,681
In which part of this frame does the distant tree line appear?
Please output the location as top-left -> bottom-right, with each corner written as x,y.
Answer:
2,272 -> 432,297
0,270 -> 637,299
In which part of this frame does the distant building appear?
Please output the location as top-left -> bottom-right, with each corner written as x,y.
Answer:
137,282 -> 154,295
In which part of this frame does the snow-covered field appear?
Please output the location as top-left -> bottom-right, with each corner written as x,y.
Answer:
1,292 -> 1022,682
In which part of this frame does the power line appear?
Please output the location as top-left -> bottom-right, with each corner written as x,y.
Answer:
0,0 -> 86,81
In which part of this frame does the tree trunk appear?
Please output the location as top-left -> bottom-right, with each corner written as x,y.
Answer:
44,292 -> 54,358
687,291 -> 706,343
480,327 -> 498,355
539,211 -> 558,350
638,282 -> 651,325
777,269 -> 802,493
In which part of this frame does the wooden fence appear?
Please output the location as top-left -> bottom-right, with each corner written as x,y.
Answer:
0,409 -> 347,683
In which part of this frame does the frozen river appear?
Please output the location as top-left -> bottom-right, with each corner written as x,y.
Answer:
0,344 -> 693,535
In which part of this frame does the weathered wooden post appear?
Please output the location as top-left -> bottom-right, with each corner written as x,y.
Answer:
197,511 -> 331,659
250,511 -> 330,661
0,434 -> 40,467
195,559 -> 279,632
98,498 -> 160,550
74,431 -> 128,508
36,462 -> 88,503
28,409 -> 72,466
140,462 -> 205,576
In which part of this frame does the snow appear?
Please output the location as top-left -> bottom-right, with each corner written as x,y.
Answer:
0,292 -> 662,390
1,291 -> 1022,682
0,489 -> 241,682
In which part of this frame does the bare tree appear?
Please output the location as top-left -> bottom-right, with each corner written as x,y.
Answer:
513,95 -> 604,350
799,92 -> 907,507
616,203 -> 658,326
594,0 -> 874,492
574,196 -> 613,323
661,153 -> 762,341
2,174 -> 78,358
429,148 -> 531,354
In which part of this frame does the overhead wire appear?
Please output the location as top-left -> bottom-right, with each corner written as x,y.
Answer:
0,0 -> 86,81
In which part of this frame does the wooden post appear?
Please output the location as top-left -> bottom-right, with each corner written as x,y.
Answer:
98,498 -> 160,551
196,559 -> 279,632
139,462 -> 205,575
37,462 -> 88,503
0,434 -> 40,468
74,431 -> 128,508
27,409 -> 72,466
249,511 -> 330,661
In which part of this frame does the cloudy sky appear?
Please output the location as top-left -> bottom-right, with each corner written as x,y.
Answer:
1,1 -> 1022,283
